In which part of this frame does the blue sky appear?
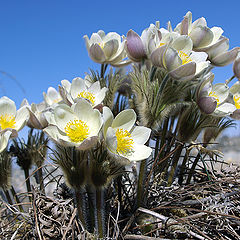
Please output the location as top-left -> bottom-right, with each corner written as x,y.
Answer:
0,0 -> 240,136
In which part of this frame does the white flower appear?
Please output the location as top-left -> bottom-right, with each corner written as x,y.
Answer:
0,130 -> 12,153
43,87 -> 63,106
151,30 -> 209,80
84,30 -> 130,66
59,77 -> 108,107
44,99 -> 103,150
197,79 -> 236,116
103,107 -> 152,162
0,96 -> 29,135
175,11 -> 239,66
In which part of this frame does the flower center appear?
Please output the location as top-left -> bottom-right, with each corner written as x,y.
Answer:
98,42 -> 105,49
53,97 -> 62,104
116,128 -> 134,155
233,95 -> 240,109
77,91 -> 95,105
209,91 -> 220,105
65,119 -> 89,143
0,114 -> 16,130
178,51 -> 192,65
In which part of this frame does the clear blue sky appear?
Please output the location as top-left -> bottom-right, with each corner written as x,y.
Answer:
0,0 -> 240,136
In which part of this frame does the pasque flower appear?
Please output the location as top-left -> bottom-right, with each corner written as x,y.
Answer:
44,99 -> 103,150
229,81 -> 240,119
59,77 -> 108,107
0,96 -> 29,152
43,87 -> 63,106
150,30 -> 209,80
175,11 -> 239,66
22,99 -> 48,129
103,107 -> 152,162
126,23 -> 161,62
84,30 -> 129,66
197,75 -> 236,116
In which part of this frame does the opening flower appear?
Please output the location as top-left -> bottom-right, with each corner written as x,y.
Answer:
175,11 -> 239,66
0,96 -> 29,134
59,77 -> 108,107
43,87 -> 63,106
84,30 -> 130,66
197,76 -> 236,116
44,99 -> 103,150
103,107 -> 152,162
150,30 -> 209,80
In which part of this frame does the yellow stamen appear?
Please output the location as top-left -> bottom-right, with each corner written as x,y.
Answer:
98,42 -> 105,49
65,119 -> 89,143
178,51 -> 192,65
0,114 -> 16,130
209,91 -> 220,105
77,91 -> 95,105
234,95 -> 240,109
158,42 -> 165,48
53,98 -> 62,104
116,128 -> 134,155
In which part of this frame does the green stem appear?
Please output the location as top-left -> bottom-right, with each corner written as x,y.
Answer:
96,188 -> 104,238
167,143 -> 184,186
23,168 -> 32,202
75,188 -> 86,228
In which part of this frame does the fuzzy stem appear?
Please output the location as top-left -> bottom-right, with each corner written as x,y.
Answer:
10,186 -> 24,212
3,188 -> 13,205
75,188 -> 86,228
38,166 -> 45,194
96,188 -> 105,238
225,75 -> 235,85
167,143 -> 184,186
136,159 -> 147,208
100,63 -> 108,79
150,66 -> 157,82
186,144 -> 207,184
86,185 -> 95,233
23,168 -> 32,202
178,149 -> 190,185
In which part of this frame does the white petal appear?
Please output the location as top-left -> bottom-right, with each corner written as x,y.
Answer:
89,33 -> 102,44
106,127 -> 117,153
131,126 -> 151,144
94,87 -> 108,106
212,83 -> 229,103
15,106 -> 29,131
0,130 -> 12,153
211,27 -> 223,45
171,35 -> 193,55
0,96 -> 16,116
112,109 -> 136,132
54,104 -> 76,132
214,103 -> 236,116
76,136 -> 98,150
196,61 -> 209,75
88,81 -> 101,94
70,78 -> 86,99
190,51 -> 208,63
103,106 -> 114,138
127,143 -> 152,162
73,99 -> 102,136
61,79 -> 71,92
